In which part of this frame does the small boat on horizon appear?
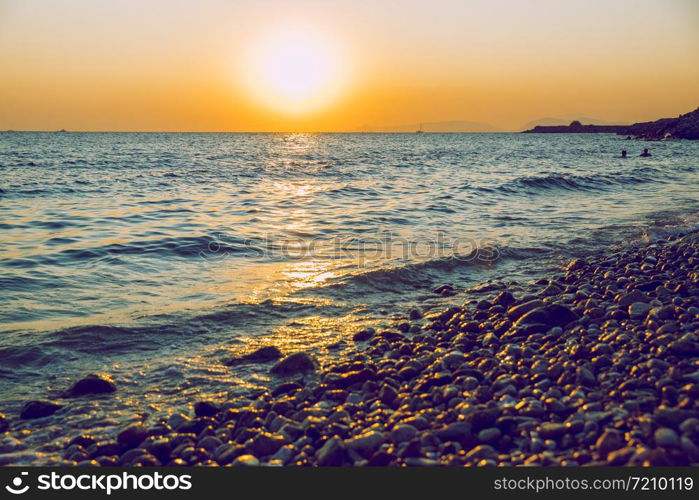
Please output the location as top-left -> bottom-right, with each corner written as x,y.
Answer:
416,123 -> 424,133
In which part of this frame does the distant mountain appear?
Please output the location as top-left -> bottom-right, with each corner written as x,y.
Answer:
521,115 -> 628,131
355,120 -> 500,133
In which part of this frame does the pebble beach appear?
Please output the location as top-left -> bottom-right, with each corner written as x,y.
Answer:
6,229 -> 698,467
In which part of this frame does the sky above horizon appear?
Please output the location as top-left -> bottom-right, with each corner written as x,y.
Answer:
1,0 -> 698,132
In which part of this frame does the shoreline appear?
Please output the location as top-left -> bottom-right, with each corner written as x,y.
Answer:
5,229 -> 699,466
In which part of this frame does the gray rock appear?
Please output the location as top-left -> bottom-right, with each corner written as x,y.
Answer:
404,457 -> 440,466
345,431 -> 385,458
435,422 -> 472,441
269,444 -> 295,465
465,444 -> 498,461
629,302 -> 652,319
231,454 -> 260,466
596,429 -> 623,455
249,433 -> 286,457
441,351 -> 465,370
539,423 -> 568,440
617,290 -> 649,307
650,306 -> 675,320
654,428 -> 680,448
576,366 -> 596,387
681,436 -> 699,461
390,424 -> 418,443
316,437 -> 346,466
477,427 -> 501,444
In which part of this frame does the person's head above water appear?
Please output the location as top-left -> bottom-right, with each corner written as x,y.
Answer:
640,148 -> 651,157
621,150 -> 627,158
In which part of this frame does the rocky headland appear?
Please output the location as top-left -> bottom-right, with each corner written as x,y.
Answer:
621,108 -> 699,141
522,107 -> 699,140
522,121 -> 626,134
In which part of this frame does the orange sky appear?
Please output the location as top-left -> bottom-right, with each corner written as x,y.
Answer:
1,0 -> 698,132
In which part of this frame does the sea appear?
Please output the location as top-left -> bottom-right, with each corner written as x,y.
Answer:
1,131 -> 698,462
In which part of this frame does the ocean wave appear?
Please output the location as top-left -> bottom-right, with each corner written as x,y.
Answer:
489,167 -> 678,194
0,299 -> 340,368
55,234 -> 255,260
310,245 -> 527,294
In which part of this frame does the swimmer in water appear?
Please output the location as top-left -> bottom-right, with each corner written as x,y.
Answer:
640,148 -> 651,157
621,150 -> 627,158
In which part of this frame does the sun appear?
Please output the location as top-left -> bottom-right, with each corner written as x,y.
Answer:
241,28 -> 348,114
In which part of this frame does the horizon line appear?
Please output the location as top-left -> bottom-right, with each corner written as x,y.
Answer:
1,130 -> 523,134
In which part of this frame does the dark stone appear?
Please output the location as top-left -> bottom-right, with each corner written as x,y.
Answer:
654,428 -> 680,448
271,382 -> 303,397
654,409 -> 699,428
606,446 -> 636,466
463,407 -> 500,430
225,346 -> 283,365
352,329 -> 374,342
120,447 -> 150,466
270,352 -> 318,376
379,384 -> 397,405
539,423 -> 569,440
567,259 -> 588,271
409,309 -> 423,320
20,400 -> 63,419
117,424 -> 149,449
616,290 -> 648,308
668,339 -> 699,356
194,401 -> 221,417
596,429 -> 623,455
87,440 -> 121,459
477,427 -> 501,444
64,374 -> 116,397
516,304 -> 578,328
68,434 -> 96,449
434,422 -> 472,442
576,366 -> 596,387
249,433 -> 286,457
316,436 -> 346,466
367,450 -> 395,466
325,368 -> 375,389
507,300 -> 545,320
493,291 -> 516,307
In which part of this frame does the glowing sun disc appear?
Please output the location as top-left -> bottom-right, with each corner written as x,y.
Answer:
242,28 -> 347,113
